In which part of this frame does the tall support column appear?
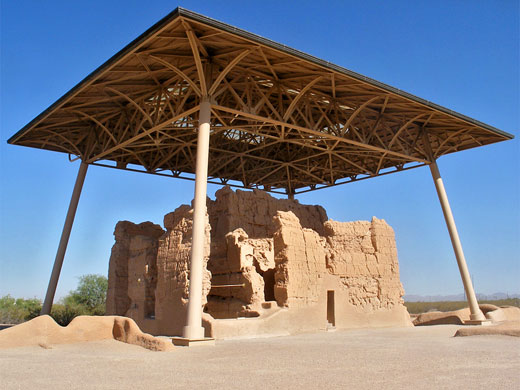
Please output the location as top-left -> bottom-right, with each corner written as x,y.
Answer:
41,161 -> 88,315
429,161 -> 486,321
183,100 -> 211,339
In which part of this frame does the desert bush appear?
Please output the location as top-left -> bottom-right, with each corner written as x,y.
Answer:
1,274 -> 108,326
64,274 -> 108,312
51,274 -> 108,325
49,303 -> 89,326
404,298 -> 520,314
0,295 -> 42,324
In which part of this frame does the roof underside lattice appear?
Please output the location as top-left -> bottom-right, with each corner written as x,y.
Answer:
8,8 -> 513,194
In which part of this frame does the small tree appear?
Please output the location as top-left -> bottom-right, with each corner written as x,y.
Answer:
63,274 -> 108,314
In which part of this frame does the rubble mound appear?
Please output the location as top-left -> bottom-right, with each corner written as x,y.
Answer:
414,306 -> 520,326
413,308 -> 469,326
486,306 -> 520,322
455,321 -> 520,337
0,315 -> 174,351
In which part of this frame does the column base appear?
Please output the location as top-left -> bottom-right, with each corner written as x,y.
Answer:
470,311 -> 487,321
170,337 -> 215,347
182,325 -> 205,339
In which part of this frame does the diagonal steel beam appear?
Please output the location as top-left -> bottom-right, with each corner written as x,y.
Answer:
212,104 -> 429,163
86,105 -> 200,163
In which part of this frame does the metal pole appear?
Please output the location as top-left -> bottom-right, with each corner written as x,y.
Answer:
41,161 -> 88,315
183,100 -> 211,339
429,161 -> 486,321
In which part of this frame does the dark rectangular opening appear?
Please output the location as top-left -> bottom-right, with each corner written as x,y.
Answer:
327,290 -> 335,327
144,262 -> 156,319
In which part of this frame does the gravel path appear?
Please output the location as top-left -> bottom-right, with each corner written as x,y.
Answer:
1,325 -> 518,389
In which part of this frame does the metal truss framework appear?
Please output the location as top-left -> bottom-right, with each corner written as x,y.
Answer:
8,8 -> 512,195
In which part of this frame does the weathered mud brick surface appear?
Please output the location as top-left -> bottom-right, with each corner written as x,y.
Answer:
106,187 -> 408,336
106,221 -> 164,317
324,217 -> 404,310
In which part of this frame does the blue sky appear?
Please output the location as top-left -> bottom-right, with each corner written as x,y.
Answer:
1,1 -> 518,300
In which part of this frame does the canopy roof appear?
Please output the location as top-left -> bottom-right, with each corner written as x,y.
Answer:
8,8 -> 513,195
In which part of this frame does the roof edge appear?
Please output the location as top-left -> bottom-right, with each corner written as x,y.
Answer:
8,7 -> 515,145
178,8 -> 514,140
8,7 -> 184,145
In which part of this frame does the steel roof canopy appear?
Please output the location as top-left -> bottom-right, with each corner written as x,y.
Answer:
8,7 -> 514,195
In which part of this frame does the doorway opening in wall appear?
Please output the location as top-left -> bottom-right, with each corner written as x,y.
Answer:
327,290 -> 335,327
144,263 -> 156,319
262,269 -> 276,301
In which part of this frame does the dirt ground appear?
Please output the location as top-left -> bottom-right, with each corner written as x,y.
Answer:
1,325 -> 518,389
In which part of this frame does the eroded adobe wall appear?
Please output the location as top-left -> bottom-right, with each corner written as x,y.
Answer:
204,187 -> 329,318
106,221 -> 164,320
154,205 -> 212,336
205,228 -> 273,318
210,210 -> 411,339
324,217 -> 405,310
106,187 -> 410,337
208,186 -> 328,239
272,211 -> 327,308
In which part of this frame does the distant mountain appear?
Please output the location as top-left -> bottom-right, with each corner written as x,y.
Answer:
404,292 -> 520,302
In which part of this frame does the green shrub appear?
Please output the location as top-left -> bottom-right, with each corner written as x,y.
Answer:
1,274 -> 108,325
51,274 -> 108,324
64,274 -> 108,312
0,295 -> 42,324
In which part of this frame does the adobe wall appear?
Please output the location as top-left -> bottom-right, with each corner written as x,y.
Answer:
106,187 -> 411,338
208,186 -> 328,239
324,218 -> 405,311
154,205 -> 212,336
106,221 -> 164,330
272,211 -> 327,308
205,187 -> 329,320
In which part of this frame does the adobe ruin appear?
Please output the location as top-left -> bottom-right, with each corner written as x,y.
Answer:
106,187 -> 411,338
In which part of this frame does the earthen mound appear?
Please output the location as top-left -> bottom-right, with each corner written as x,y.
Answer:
413,306 -> 520,326
454,321 -> 520,337
413,308 -> 469,326
485,306 -> 520,322
0,315 -> 174,351
478,303 -> 500,314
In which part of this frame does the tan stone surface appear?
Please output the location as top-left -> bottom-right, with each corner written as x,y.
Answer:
154,205 -> 212,335
413,306 -> 520,326
478,303 -> 500,313
485,307 -> 507,322
324,217 -> 404,310
0,315 -> 173,351
206,228 -> 272,318
208,186 -> 328,239
112,317 -> 174,351
499,306 -> 520,321
273,211 -> 327,308
413,308 -> 469,326
203,187 -> 328,318
454,321 -> 520,337
484,306 -> 520,322
106,221 -> 164,318
107,187 -> 411,338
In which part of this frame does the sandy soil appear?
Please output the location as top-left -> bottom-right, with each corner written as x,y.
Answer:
1,325 -> 518,389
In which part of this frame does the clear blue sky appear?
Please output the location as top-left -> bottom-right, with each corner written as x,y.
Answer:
1,1 -> 518,300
